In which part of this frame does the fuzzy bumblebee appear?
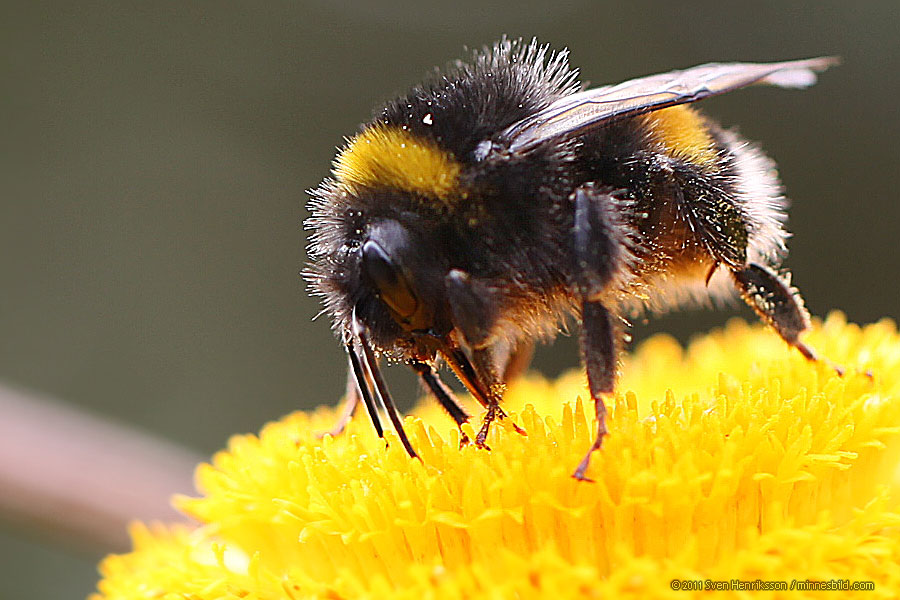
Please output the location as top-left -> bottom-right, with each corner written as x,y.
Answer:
305,38 -> 837,479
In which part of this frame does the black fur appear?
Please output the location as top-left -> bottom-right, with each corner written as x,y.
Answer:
306,40 -> 827,476
378,38 -> 579,160
307,40 -> 585,355
307,38 -> 785,358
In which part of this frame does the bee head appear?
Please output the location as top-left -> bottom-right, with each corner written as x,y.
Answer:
306,180 -> 460,361
356,217 -> 452,336
306,117 -> 479,357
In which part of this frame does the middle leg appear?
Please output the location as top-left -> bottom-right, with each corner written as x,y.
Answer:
572,300 -> 616,481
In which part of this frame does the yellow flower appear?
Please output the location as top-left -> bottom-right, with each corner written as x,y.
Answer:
93,314 -> 900,599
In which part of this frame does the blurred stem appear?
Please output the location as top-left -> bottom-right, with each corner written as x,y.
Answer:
0,382 -> 203,553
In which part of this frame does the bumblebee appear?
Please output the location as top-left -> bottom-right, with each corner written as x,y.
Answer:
305,38 -> 837,480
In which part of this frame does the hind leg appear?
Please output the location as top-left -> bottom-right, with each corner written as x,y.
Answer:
731,263 -> 843,375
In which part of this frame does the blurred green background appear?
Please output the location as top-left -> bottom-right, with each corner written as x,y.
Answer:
2,1 -> 898,597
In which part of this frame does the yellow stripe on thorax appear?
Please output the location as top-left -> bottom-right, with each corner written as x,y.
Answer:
639,105 -> 718,166
334,125 -> 461,200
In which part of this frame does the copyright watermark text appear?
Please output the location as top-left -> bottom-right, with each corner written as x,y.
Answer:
670,578 -> 874,592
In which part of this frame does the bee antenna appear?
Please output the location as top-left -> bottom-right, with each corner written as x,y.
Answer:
345,338 -> 385,440
352,310 -> 419,459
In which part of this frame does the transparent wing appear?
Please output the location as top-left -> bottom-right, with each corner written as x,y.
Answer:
501,57 -> 838,153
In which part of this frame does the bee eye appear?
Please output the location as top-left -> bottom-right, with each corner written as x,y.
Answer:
361,240 -> 419,320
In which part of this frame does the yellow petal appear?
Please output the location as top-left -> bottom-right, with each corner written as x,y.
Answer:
93,314 -> 900,599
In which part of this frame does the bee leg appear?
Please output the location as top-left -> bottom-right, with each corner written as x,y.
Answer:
442,346 -> 495,449
410,360 -> 472,446
572,300 -> 616,482
446,265 -> 533,383
473,345 -> 529,440
572,185 -> 629,296
444,344 -> 522,449
570,185 -> 628,481
445,269 -> 499,349
444,268 -> 529,437
732,263 -> 844,376
474,401 -> 502,450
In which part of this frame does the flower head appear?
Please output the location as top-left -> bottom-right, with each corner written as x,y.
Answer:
93,314 -> 900,598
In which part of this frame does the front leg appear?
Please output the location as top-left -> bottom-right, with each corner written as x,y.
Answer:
411,360 -> 471,428
443,269 -> 526,447
410,360 -> 474,447
441,343 -> 524,449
